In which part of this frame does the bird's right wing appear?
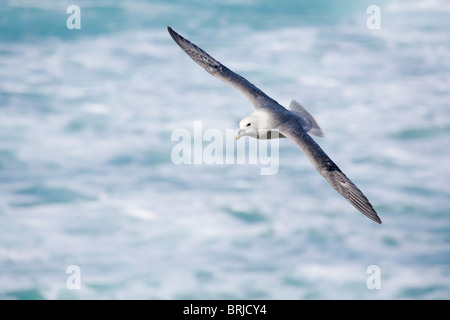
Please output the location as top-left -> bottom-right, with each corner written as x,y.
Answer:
168,27 -> 280,109
278,120 -> 382,224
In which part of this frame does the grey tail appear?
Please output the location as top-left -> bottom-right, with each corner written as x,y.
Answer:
288,100 -> 324,137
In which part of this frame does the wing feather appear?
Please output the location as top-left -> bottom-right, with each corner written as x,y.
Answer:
278,121 -> 382,224
168,27 -> 279,109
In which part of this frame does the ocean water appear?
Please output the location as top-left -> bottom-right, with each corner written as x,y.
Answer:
1,0 -> 449,299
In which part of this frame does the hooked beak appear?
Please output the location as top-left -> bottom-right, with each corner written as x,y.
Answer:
236,129 -> 245,140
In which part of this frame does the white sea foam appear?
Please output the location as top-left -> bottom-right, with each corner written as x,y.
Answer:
0,0 -> 449,299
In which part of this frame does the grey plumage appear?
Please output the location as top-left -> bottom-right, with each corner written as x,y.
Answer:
168,26 -> 279,109
287,100 -> 324,137
168,26 -> 382,224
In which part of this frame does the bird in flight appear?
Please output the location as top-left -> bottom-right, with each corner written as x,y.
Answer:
167,26 -> 382,224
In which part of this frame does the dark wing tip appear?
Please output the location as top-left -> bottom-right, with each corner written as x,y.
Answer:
336,170 -> 382,224
278,122 -> 382,225
368,209 -> 382,224
351,196 -> 382,224
167,27 -> 187,49
167,26 -> 180,43
369,206 -> 382,224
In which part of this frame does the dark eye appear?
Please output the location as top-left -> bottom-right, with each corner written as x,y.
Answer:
246,123 -> 251,127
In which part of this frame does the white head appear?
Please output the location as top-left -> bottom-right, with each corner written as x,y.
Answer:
236,115 -> 258,140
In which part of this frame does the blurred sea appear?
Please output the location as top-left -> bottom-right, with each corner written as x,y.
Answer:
1,0 -> 449,299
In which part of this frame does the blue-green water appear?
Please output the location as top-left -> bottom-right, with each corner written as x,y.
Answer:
1,0 -> 450,299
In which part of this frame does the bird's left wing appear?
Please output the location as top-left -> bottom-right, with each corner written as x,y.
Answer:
278,120 -> 382,224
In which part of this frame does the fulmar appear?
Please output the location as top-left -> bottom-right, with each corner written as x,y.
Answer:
168,26 -> 382,224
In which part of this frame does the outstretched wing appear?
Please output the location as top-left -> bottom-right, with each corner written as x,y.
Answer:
278,120 -> 382,224
168,26 -> 280,109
